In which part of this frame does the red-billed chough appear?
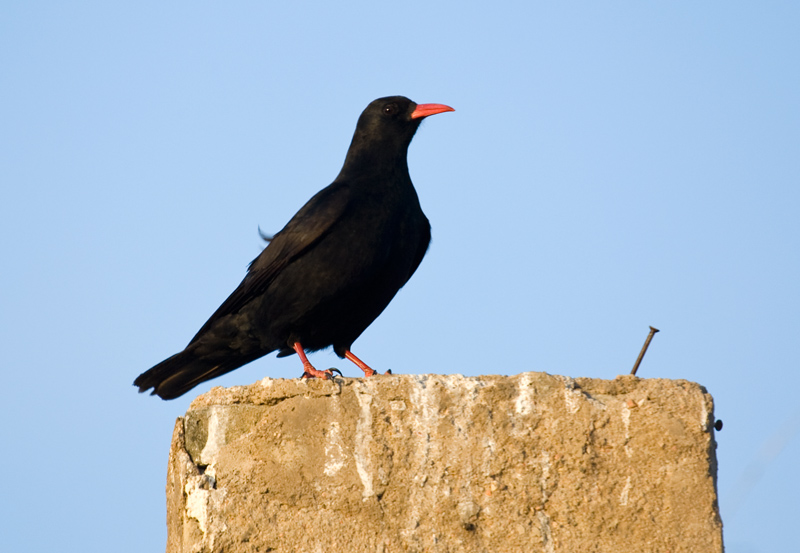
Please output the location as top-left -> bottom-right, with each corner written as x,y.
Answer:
134,96 -> 453,399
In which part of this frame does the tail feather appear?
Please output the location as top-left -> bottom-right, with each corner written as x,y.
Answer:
134,347 -> 263,400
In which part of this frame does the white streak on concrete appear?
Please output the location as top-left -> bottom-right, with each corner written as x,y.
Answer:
515,373 -> 534,416
324,421 -> 346,476
699,396 -> 709,429
537,510 -> 555,553
540,451 -> 551,503
402,375 -> 439,541
564,387 -> 581,414
200,406 -> 227,466
409,375 -> 438,459
622,405 -> 633,457
558,376 -> 583,414
185,473 -> 227,549
354,390 -> 374,499
187,406 -> 232,549
185,476 -> 210,533
619,476 -> 632,506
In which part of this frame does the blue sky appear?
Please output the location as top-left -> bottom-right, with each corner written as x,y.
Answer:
2,2 -> 798,551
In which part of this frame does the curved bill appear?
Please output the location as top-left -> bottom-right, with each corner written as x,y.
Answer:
410,103 -> 455,120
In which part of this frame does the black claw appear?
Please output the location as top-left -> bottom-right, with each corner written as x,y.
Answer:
328,367 -> 343,377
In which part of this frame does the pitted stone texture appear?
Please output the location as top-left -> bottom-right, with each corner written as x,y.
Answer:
165,373 -> 723,553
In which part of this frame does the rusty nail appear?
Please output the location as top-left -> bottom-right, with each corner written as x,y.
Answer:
631,326 -> 659,376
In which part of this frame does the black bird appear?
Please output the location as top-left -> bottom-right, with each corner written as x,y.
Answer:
134,96 -> 453,399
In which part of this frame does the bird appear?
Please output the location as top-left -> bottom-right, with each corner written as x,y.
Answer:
134,96 -> 453,399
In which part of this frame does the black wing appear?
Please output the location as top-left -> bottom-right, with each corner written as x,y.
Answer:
188,181 -> 353,345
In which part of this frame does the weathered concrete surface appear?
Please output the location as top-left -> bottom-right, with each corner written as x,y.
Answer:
165,373 -> 723,553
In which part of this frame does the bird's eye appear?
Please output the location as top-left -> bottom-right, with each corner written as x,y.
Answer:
382,103 -> 399,116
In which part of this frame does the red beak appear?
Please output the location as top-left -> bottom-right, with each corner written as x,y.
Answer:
410,103 -> 455,120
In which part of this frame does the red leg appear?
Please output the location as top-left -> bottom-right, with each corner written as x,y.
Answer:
344,350 -> 381,377
294,342 -> 338,379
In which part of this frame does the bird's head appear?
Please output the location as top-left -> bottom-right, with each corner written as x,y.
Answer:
339,96 -> 454,177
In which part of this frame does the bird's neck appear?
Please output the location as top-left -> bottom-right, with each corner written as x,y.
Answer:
336,132 -> 411,183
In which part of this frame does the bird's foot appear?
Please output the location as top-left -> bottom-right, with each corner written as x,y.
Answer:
293,341 -> 340,379
344,350 -> 391,377
362,368 -> 393,377
300,365 -> 342,380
